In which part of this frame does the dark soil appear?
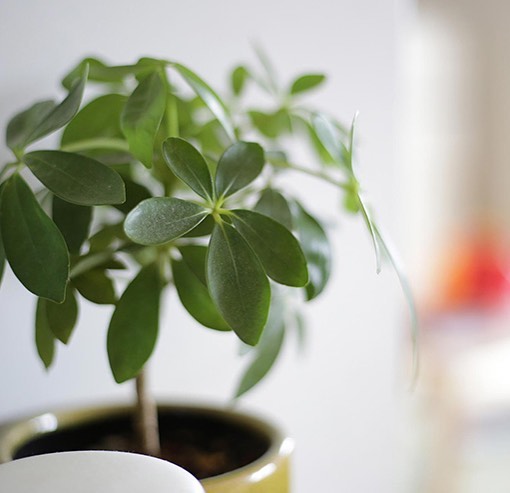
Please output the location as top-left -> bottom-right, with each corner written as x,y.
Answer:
13,408 -> 270,480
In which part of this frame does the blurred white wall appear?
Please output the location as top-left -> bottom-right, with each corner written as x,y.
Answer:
0,1 -> 409,491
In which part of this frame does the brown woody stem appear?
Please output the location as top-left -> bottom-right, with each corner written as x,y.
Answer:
134,368 -> 161,457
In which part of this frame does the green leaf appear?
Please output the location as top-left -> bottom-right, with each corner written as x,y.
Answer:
290,74 -> 326,95
231,210 -> 308,287
52,196 -> 92,254
113,179 -> 152,215
73,269 -> 117,305
0,174 -> 69,302
182,214 -> 214,238
61,94 -> 127,146
44,286 -> 78,344
6,100 -> 56,153
125,198 -> 208,245
206,223 -> 270,345
253,44 -> 279,95
357,193 -> 382,273
310,113 -> 342,163
107,264 -> 161,383
373,223 -> 419,384
291,201 -> 331,300
172,63 -> 236,142
215,142 -> 265,198
18,66 -> 88,150
231,66 -> 250,96
162,138 -> 213,200
172,246 -> 230,331
254,189 -> 293,230
35,299 -> 56,369
121,71 -> 166,168
235,291 -> 285,397
62,57 -> 140,89
24,151 -> 126,206
248,110 -> 291,139
88,223 -> 126,252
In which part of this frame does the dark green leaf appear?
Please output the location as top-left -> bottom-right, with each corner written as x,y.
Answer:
45,286 -> 78,344
172,246 -> 230,331
6,100 -> 56,153
182,214 -> 214,238
290,74 -> 326,95
121,71 -> 166,168
162,138 -> 213,200
125,198 -> 208,245
232,210 -> 308,287
291,201 -> 331,300
35,299 -> 55,369
73,269 -> 117,305
1,174 -> 69,302
21,66 -> 88,149
235,291 -> 285,397
172,63 -> 236,143
254,189 -> 293,230
113,179 -> 152,215
61,94 -> 126,146
107,264 -> 161,383
231,66 -> 250,96
24,151 -> 126,206
248,110 -> 291,139
215,142 -> 265,198
206,223 -> 270,345
52,196 -> 92,254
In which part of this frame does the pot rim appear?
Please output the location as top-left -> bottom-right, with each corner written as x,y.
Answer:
0,402 -> 294,484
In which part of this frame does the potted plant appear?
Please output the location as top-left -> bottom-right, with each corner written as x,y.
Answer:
0,53 -> 415,491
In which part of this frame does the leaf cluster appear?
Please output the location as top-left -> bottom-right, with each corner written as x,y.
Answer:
0,54 -> 416,395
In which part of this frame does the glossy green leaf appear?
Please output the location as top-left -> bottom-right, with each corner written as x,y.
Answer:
0,174 -> 69,302
6,100 -> 56,153
231,66 -> 250,96
215,142 -> 265,198
249,110 -> 291,139
162,137 -> 213,200
61,94 -> 126,146
291,201 -> 331,300
35,299 -> 55,369
172,246 -> 230,331
121,71 -> 166,168
107,264 -> 161,383
24,151 -> 126,206
52,196 -> 92,254
113,179 -> 152,215
206,223 -> 270,345
254,189 -> 293,230
232,210 -> 308,287
45,286 -> 78,344
73,269 -> 117,305
19,67 -> 88,149
172,63 -> 236,142
125,198 -> 208,245
290,74 -> 326,95
182,214 -> 214,238
235,292 -> 285,397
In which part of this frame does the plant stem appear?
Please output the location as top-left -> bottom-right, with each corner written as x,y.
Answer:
284,162 -> 351,191
134,368 -> 161,457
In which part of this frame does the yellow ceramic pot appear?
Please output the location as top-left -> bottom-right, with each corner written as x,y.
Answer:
0,404 -> 292,493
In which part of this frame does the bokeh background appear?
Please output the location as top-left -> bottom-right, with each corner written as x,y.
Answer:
6,0 -> 510,491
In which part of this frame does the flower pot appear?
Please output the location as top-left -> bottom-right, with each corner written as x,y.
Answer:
0,450 -> 205,492
0,404 -> 292,493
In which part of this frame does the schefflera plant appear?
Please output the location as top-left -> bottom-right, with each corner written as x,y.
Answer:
0,54 -> 415,456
